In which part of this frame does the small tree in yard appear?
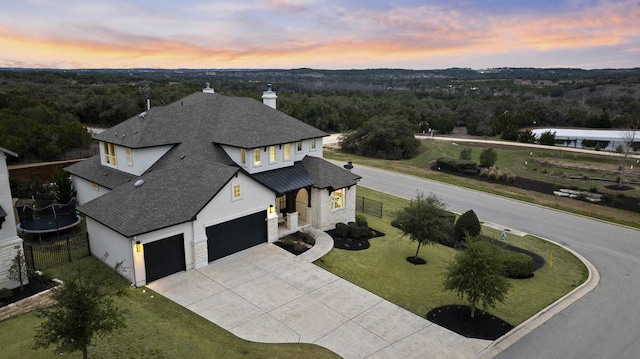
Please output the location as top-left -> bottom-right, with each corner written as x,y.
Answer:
392,192 -> 453,263
479,147 -> 498,167
454,210 -> 481,241
8,250 -> 28,291
443,238 -> 511,318
33,263 -> 127,359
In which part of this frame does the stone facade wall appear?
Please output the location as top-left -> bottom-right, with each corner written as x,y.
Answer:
0,239 -> 27,290
314,186 -> 357,231
0,280 -> 61,322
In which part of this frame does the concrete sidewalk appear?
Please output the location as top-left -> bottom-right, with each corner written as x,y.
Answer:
148,243 -> 491,358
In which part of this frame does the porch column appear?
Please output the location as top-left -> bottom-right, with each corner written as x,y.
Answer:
286,211 -> 298,229
267,210 -> 279,243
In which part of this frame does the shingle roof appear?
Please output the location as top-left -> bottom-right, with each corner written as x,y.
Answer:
301,156 -> 361,191
78,162 -> 238,237
68,91 -> 348,237
65,156 -> 137,190
93,92 -> 328,149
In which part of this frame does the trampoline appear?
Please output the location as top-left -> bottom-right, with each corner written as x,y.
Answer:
16,198 -> 82,234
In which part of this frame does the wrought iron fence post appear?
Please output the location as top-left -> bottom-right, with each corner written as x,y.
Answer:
66,236 -> 72,263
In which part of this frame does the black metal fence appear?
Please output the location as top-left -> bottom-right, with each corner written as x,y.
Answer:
355,195 -> 383,218
24,232 -> 91,271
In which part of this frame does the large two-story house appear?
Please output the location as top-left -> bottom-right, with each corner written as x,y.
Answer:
65,85 -> 360,286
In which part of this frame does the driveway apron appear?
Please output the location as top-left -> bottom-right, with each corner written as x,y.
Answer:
147,243 -> 490,358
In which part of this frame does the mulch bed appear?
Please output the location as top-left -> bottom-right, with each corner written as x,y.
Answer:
326,227 -> 385,251
435,166 -> 640,212
1,280 -> 58,307
427,305 -> 514,340
406,256 -> 426,265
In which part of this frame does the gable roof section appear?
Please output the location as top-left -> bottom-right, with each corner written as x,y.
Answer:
302,156 -> 361,191
93,92 -> 328,150
65,156 -> 136,190
78,162 -> 238,237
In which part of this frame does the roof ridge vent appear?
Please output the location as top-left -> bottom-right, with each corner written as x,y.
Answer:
203,83 -> 215,94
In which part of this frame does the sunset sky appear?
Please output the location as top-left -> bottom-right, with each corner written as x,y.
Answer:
1,0 -> 639,70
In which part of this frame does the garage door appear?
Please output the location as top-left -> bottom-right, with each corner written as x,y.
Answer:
144,234 -> 186,283
207,211 -> 267,262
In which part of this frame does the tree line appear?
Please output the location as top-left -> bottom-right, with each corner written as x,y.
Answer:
1,68 -> 638,162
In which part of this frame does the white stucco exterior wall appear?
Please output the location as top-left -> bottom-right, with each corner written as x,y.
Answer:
192,172 -> 274,266
98,142 -> 171,176
71,175 -> 110,206
133,222 -> 193,287
221,138 -> 324,174
86,217 -> 134,283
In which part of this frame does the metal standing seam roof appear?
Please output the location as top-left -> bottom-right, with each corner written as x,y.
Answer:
250,161 -> 315,196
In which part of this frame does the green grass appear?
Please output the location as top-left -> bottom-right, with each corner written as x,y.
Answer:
0,257 -> 340,359
315,187 -> 588,326
325,141 -> 640,228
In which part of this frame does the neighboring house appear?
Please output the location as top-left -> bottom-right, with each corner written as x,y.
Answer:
65,86 -> 360,286
0,146 -> 27,290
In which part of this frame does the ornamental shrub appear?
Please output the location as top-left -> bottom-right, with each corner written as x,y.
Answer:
335,223 -> 349,237
348,222 -> 362,239
479,148 -> 498,167
500,251 -> 534,278
0,288 -> 13,301
355,214 -> 368,228
454,210 -> 481,241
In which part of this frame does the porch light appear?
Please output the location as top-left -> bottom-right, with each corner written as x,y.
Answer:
135,241 -> 142,253
269,205 -> 275,214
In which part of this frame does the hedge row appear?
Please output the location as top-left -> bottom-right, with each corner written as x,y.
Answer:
436,157 -> 478,173
474,241 -> 534,278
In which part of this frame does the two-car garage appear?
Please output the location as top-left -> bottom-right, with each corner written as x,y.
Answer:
206,211 -> 267,262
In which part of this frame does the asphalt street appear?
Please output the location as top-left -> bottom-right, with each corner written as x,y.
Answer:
347,163 -> 640,359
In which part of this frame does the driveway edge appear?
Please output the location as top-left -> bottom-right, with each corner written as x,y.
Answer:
473,237 -> 600,358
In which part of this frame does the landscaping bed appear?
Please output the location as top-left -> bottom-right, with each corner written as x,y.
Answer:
1,279 -> 58,308
326,225 -> 385,251
273,231 -> 315,255
435,166 -> 640,213
427,305 -> 514,340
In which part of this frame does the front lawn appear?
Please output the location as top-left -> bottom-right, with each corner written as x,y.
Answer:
315,187 -> 588,326
0,257 -> 340,359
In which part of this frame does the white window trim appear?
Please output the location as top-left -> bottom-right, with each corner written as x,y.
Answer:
104,142 -> 117,167
254,148 -> 261,166
310,138 -> 317,151
330,188 -> 346,210
269,145 -> 277,163
284,143 -> 292,161
232,183 -> 242,201
126,148 -> 133,167
296,141 -> 303,153
240,148 -> 246,166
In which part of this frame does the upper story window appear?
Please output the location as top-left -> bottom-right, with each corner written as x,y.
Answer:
284,143 -> 291,161
232,184 -> 242,200
331,188 -> 345,210
254,149 -> 261,166
310,138 -> 317,151
104,142 -> 117,167
240,148 -> 246,165
296,141 -> 303,152
126,148 -> 133,166
269,146 -> 276,163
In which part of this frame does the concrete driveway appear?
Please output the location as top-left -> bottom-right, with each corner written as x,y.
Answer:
147,243 -> 490,358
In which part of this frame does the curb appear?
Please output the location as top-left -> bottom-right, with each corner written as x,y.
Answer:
472,238 -> 600,358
